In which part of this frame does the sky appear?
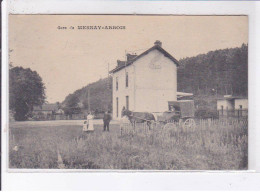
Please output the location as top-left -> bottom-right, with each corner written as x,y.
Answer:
9,15 -> 248,103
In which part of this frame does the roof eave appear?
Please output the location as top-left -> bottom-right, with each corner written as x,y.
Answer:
109,45 -> 179,74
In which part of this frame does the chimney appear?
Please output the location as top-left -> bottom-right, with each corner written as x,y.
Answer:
117,60 -> 126,67
126,53 -> 137,62
154,40 -> 162,47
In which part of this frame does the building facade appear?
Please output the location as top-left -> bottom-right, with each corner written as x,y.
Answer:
217,96 -> 248,118
32,103 -> 59,120
110,41 -> 179,119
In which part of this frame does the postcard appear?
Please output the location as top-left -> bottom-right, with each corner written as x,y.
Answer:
8,15 -> 248,171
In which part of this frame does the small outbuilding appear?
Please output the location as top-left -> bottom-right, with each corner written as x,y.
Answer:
217,95 -> 248,118
32,104 -> 60,120
33,104 -> 59,115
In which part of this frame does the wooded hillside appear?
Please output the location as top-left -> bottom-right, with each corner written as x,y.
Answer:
62,77 -> 112,113
178,44 -> 248,97
62,44 -> 248,113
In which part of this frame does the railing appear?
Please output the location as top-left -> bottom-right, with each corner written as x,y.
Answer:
218,110 -> 248,118
31,113 -> 86,121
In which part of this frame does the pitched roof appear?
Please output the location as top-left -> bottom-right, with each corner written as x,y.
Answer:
33,104 -> 59,111
217,96 -> 248,100
110,45 -> 180,74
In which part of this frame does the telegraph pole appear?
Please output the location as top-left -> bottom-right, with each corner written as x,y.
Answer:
124,50 -> 127,73
107,63 -> 110,89
107,63 -> 110,112
88,87 -> 90,112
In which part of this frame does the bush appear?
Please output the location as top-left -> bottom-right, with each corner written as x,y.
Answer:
195,109 -> 218,119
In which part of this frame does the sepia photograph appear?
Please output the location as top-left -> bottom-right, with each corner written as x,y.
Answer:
8,15 -> 248,170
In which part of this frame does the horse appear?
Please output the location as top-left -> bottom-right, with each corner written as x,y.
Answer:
121,109 -> 155,130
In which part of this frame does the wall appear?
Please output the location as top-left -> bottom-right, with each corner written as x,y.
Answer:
112,49 -> 178,119
134,49 -> 177,113
217,99 -> 234,110
234,99 -> 248,110
112,64 -> 135,119
217,98 -> 248,118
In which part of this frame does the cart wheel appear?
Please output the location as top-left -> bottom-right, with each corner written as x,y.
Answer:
163,123 -> 177,131
183,118 -> 196,130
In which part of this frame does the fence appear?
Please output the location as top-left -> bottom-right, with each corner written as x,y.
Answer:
218,110 -> 248,118
32,113 -> 87,121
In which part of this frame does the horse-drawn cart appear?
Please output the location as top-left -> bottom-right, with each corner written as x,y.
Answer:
121,100 -> 196,131
156,100 -> 196,130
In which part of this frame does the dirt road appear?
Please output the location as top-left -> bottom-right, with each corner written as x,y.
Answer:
9,119 -> 120,127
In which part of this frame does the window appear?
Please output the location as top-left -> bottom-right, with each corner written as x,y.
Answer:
239,105 -> 243,117
221,105 -> 224,115
126,96 -> 129,110
126,72 -> 128,88
116,77 -> 118,91
116,97 -> 119,117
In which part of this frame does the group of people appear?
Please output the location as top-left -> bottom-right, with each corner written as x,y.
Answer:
82,111 -> 112,132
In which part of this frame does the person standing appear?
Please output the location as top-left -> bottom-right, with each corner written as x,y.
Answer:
86,112 -> 94,132
103,111 -> 112,131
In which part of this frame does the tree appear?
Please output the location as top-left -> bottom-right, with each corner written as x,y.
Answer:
9,67 -> 46,121
56,102 -> 61,109
178,44 -> 248,97
63,94 -> 81,117
62,76 -> 113,114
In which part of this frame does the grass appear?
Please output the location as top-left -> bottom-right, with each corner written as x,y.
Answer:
9,119 -> 248,170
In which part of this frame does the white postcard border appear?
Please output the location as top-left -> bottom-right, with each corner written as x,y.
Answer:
2,0 -> 260,190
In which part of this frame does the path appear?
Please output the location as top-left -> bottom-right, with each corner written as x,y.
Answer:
10,119 -> 120,127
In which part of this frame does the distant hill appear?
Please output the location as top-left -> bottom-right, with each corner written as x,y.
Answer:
62,77 -> 112,113
62,44 -> 248,113
178,44 -> 248,97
